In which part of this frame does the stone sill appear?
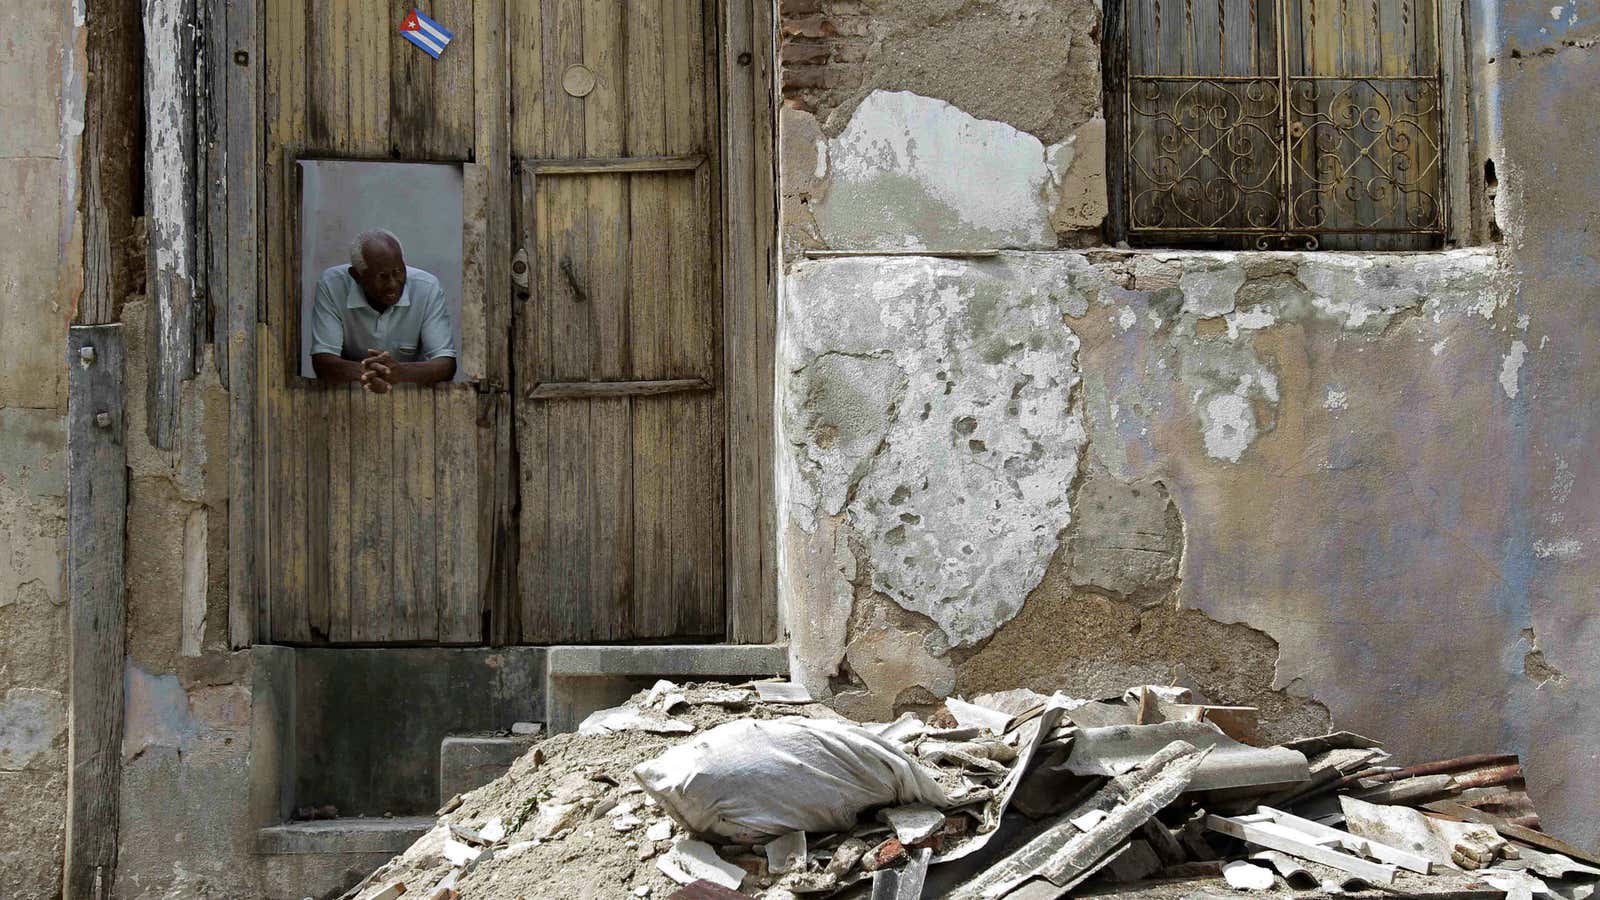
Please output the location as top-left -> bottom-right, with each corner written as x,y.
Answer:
257,817 -> 435,856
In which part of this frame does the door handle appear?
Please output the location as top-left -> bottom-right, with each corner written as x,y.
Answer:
560,254 -> 586,303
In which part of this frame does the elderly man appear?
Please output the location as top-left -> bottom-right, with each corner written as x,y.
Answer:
309,229 -> 457,392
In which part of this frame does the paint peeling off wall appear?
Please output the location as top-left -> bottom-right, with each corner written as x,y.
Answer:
784,255 -> 1087,647
810,92 -> 1074,251
781,245 -> 1525,787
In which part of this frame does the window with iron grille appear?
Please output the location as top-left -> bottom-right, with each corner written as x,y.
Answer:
1104,0 -> 1452,249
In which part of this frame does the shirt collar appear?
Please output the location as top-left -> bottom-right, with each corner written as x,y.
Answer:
346,265 -> 412,310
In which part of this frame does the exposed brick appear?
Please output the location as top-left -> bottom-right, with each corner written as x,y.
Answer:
782,40 -> 833,66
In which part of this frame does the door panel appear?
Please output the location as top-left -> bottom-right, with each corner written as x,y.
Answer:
511,0 -> 725,643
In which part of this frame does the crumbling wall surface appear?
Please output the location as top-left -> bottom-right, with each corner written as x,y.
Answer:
1489,0 -> 1600,849
0,0 -> 77,895
780,1 -> 1109,254
779,241 -> 1549,810
111,298 -> 260,899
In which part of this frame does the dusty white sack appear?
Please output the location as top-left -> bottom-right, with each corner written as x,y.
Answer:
633,716 -> 950,841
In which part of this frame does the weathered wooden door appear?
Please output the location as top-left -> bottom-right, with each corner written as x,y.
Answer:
510,0 -> 726,642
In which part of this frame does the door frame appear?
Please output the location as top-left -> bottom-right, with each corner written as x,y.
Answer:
223,0 -> 779,647
715,0 -> 780,644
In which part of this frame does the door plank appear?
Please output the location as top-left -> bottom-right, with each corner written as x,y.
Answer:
327,385 -> 354,642
436,384 -> 481,642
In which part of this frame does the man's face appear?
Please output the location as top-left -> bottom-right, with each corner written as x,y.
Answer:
353,240 -> 407,310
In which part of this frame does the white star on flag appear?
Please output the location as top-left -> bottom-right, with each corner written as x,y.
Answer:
399,9 -> 453,59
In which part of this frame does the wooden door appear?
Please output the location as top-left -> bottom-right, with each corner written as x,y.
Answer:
511,0 -> 725,642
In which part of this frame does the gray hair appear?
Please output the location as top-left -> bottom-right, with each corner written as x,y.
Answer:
349,229 -> 403,273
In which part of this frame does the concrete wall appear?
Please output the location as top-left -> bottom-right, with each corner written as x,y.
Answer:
0,0 -> 78,894
776,0 -> 1600,850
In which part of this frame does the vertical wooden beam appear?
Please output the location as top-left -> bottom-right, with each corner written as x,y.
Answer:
475,0 -> 518,644
722,0 -> 779,643
226,0 -> 262,648
79,0 -> 144,327
1102,0 -> 1130,244
1440,0 -> 1480,245
144,0 -> 200,449
64,325 -> 128,900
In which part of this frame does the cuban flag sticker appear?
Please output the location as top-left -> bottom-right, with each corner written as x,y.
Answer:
400,9 -> 453,59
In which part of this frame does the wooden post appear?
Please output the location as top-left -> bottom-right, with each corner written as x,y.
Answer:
225,0 -> 261,648
143,0 -> 200,449
64,325 -> 128,900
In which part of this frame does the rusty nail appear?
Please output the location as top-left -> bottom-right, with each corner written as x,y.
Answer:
234,50 -> 249,66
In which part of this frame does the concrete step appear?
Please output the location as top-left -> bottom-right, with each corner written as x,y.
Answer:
258,816 -> 433,900
439,731 -> 541,803
545,643 -> 789,732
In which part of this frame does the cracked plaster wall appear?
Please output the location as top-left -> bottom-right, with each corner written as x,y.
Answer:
775,0 -> 1600,847
777,39 -> 1600,847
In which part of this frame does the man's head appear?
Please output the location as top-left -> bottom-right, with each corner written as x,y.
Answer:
349,229 -> 407,310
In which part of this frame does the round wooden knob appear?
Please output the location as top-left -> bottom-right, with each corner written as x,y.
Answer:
563,64 -> 595,98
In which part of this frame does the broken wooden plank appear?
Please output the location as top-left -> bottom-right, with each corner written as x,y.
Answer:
1245,805 -> 1433,873
65,325 -> 129,900
1204,813 -> 1399,885
526,378 -> 711,400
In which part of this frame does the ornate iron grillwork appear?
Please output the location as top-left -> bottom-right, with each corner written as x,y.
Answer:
1120,0 -> 1446,248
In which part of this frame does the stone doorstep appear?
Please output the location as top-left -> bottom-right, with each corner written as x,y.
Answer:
439,733 -> 540,803
545,643 -> 789,678
256,817 -> 436,856
545,643 -> 791,734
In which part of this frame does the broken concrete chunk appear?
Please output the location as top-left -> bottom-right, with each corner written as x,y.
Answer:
1223,860 -> 1277,890
881,804 -> 946,845
510,721 -> 543,736
1341,795 -> 1497,870
578,706 -> 695,737
825,837 -> 870,877
441,838 -> 481,868
755,682 -> 813,704
530,800 -> 588,840
657,841 -> 746,891
646,820 -> 674,842
765,830 -> 807,874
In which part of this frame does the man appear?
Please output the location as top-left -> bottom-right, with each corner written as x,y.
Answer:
309,229 -> 457,392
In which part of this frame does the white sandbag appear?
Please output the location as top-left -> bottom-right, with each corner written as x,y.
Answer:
633,716 -> 951,842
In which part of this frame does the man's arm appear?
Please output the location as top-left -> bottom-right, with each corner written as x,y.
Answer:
361,351 -> 455,387
312,353 -> 365,384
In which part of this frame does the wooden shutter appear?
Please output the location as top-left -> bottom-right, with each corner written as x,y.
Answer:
1111,0 -> 1447,248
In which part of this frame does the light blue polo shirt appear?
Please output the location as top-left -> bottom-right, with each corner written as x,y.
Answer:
308,264 -> 457,363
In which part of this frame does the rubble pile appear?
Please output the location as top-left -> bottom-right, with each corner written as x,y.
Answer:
343,682 -> 1599,900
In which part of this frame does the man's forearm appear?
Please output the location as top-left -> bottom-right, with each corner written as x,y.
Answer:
312,353 -> 364,384
391,356 -> 457,385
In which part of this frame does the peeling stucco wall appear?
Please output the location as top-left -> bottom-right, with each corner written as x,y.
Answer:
777,0 -> 1600,845
1483,0 -> 1600,851
781,248 -> 1521,754
0,0 -> 79,894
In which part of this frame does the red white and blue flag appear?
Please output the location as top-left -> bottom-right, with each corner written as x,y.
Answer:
399,9 -> 453,59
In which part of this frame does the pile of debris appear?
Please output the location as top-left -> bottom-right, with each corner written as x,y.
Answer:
342,682 -> 1599,900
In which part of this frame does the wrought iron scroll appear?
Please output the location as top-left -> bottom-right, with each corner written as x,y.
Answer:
1123,0 -> 1447,247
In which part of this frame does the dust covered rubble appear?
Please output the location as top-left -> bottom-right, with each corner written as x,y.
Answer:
344,682 -> 1599,900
